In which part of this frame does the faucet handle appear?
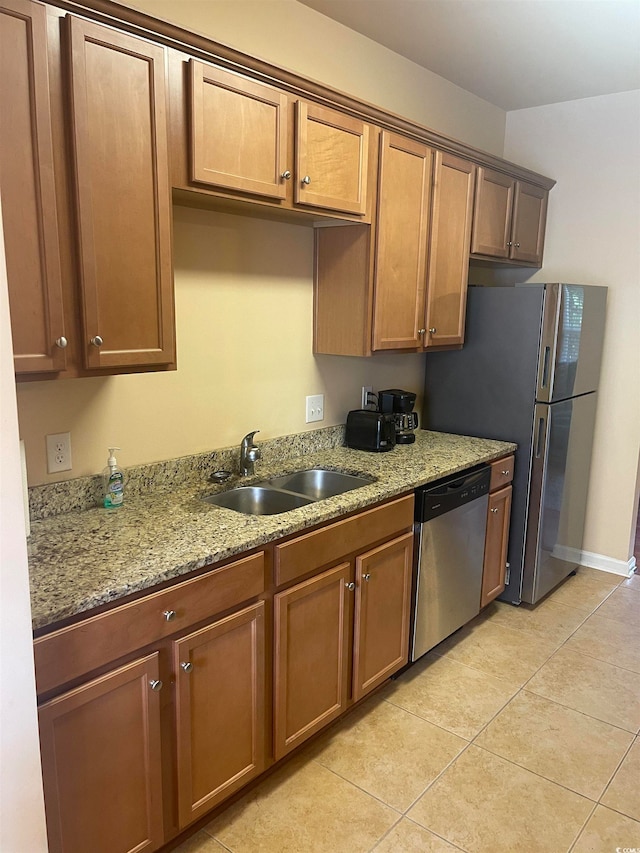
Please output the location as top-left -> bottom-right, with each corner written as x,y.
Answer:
242,430 -> 260,445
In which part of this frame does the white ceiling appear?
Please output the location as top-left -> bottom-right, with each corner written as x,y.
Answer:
296,0 -> 640,110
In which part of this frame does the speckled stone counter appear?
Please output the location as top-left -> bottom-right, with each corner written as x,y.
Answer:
28,430 -> 515,631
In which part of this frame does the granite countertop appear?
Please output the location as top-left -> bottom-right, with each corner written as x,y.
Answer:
28,430 -> 516,632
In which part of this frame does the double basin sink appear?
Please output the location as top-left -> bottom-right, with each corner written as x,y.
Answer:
203,468 -> 375,515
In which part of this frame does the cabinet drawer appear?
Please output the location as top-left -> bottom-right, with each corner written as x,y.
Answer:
489,455 -> 514,490
34,551 -> 265,695
274,495 -> 414,587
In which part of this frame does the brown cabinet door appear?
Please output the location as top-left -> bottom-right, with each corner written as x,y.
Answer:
424,152 -> 475,348
68,17 -> 174,369
295,101 -> 369,215
352,532 -> 413,701
470,166 -> 514,258
173,602 -> 266,828
481,485 -> 513,608
510,181 -> 548,265
274,562 -> 351,759
189,61 -> 289,199
38,653 -> 164,853
372,131 -> 432,351
0,0 -> 66,374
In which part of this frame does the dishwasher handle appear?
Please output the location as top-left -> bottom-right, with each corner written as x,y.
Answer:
415,465 -> 491,523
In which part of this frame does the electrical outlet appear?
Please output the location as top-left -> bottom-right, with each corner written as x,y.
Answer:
361,385 -> 373,408
305,394 -> 324,423
46,432 -> 72,473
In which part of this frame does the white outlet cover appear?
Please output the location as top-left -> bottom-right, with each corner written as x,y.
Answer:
305,394 -> 324,423
46,432 -> 72,473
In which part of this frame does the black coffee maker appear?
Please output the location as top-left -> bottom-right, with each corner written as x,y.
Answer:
378,389 -> 418,444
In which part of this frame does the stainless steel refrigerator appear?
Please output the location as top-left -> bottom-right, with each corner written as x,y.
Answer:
423,283 -> 607,605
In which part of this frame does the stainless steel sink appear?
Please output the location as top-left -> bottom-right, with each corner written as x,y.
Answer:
202,468 -> 375,515
265,469 -> 374,500
202,486 -> 314,515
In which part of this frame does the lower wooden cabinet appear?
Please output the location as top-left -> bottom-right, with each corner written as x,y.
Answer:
174,602 -> 266,827
274,529 -> 414,759
38,654 -> 165,853
481,484 -> 513,608
353,532 -> 413,700
274,563 -> 351,759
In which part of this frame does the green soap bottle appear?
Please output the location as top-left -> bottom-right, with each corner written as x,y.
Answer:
103,447 -> 124,509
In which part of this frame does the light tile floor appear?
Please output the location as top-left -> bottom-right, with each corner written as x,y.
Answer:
173,567 -> 640,853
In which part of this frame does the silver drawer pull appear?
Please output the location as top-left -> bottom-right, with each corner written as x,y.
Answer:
302,175 -> 311,185
363,573 -> 371,581
55,336 -> 68,349
180,662 -> 193,674
501,469 -> 510,476
491,508 -> 499,513
163,609 -> 177,622
90,335 -> 103,347
345,581 -> 355,591
149,679 -> 163,692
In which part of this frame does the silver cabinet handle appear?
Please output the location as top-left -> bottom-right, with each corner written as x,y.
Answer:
417,328 -> 426,335
302,175 -> 311,185
363,573 -> 371,581
491,507 -> 499,513
428,328 -> 437,334
501,470 -> 510,476
180,662 -> 193,673
345,581 -> 355,590
281,170 -> 291,180
507,241 -> 512,247
55,336 -> 68,349
515,242 -> 521,248
163,609 -> 176,621
149,679 -> 163,692
90,335 -> 103,347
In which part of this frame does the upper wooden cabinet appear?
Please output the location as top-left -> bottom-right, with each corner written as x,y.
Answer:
189,61 -> 289,200
471,167 -> 548,266
295,101 -> 369,216
0,0 -> 66,374
372,132 -> 432,351
424,152 -> 476,348
68,18 -> 175,369
173,56 -> 374,222
316,135 -> 476,355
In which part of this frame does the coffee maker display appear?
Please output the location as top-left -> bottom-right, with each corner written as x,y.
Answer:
378,389 -> 418,444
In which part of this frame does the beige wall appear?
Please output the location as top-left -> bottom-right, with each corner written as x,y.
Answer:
503,90 -> 640,566
128,0 -> 506,155
16,0 -> 508,485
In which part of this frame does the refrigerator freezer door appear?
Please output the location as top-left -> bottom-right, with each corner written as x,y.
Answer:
535,284 -> 607,403
522,393 -> 598,603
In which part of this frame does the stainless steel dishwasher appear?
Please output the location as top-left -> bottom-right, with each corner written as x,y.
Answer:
411,465 -> 491,661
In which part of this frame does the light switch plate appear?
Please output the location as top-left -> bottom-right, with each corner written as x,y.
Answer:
305,394 -> 324,423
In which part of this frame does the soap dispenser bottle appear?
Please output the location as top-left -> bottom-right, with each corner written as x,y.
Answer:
103,447 -> 124,509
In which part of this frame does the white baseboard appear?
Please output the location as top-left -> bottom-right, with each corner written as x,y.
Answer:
552,544 -> 635,577
577,549 -> 635,577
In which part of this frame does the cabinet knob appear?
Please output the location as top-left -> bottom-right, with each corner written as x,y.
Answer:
428,328 -> 437,334
163,609 -> 177,621
362,573 -> 371,582
507,241 -> 512,247
180,661 -> 193,673
491,507 -> 499,513
149,679 -> 163,692
417,328 -> 426,335
501,470 -> 510,476
55,336 -> 68,349
90,335 -> 103,347
302,175 -> 311,185
515,242 -> 521,249
345,581 -> 355,591
281,170 -> 291,180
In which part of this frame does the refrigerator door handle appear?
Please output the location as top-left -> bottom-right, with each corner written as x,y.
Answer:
541,346 -> 551,390
535,412 -> 547,458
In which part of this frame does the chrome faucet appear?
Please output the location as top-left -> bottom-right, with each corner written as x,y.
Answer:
239,430 -> 261,477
